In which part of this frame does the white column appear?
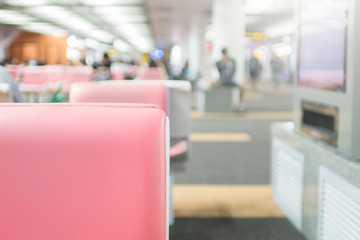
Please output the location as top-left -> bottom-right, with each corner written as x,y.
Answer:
188,16 -> 207,79
212,0 -> 246,84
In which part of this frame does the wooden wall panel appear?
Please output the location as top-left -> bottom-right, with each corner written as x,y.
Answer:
45,42 -> 61,65
7,32 -> 67,65
23,42 -> 39,60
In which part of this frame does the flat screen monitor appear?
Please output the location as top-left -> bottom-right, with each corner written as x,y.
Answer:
298,0 -> 347,92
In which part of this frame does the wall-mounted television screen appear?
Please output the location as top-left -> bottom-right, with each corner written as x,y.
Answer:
298,0 -> 347,92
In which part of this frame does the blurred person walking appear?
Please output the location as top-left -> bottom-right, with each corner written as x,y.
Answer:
248,53 -> 261,90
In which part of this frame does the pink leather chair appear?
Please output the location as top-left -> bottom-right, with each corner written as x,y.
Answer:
45,65 -> 65,83
73,66 -> 92,83
69,82 -> 188,225
110,65 -> 125,80
69,82 -> 189,167
128,65 -> 139,78
70,82 -> 167,113
137,67 -> 165,80
64,66 -> 92,84
19,66 -> 46,102
5,64 -> 23,83
22,66 -> 46,84
43,65 -> 66,93
0,103 -> 168,240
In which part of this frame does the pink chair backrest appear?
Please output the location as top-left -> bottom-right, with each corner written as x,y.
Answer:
22,66 -> 46,84
70,82 -> 167,113
64,66 -> 92,84
129,65 -> 139,75
110,65 -> 125,80
0,103 -> 167,240
137,67 -> 165,80
74,66 -> 92,83
5,64 -> 23,82
45,65 -> 65,83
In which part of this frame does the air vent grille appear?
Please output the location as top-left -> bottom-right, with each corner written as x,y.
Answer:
272,138 -> 304,231
318,168 -> 360,240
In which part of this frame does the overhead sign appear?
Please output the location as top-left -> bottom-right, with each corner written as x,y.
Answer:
246,32 -> 268,41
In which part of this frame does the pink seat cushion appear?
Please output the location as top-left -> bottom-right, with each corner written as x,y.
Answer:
0,104 -> 167,240
70,82 -> 167,113
170,140 -> 188,158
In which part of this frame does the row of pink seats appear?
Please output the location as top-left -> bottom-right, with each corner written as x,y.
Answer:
137,67 -> 166,80
5,64 -> 23,81
6,65 -> 166,83
111,66 -> 165,80
0,103 -> 168,240
5,65 -> 92,85
110,65 -> 125,80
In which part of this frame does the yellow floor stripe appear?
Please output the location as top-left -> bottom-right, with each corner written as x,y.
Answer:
191,111 -> 293,120
191,133 -> 251,142
244,92 -> 266,100
174,185 -> 284,218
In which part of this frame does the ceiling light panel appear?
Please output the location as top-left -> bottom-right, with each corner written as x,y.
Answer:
113,38 -> 132,52
0,10 -> 36,25
116,24 -> 151,37
80,0 -> 143,6
27,6 -> 97,34
84,38 -> 99,49
102,15 -> 147,24
27,6 -> 72,16
244,0 -> 274,14
124,34 -> 153,53
94,6 -> 145,15
119,23 -> 150,31
21,22 -> 68,36
115,23 -> 153,52
88,29 -> 114,43
62,17 -> 97,33
50,0 -> 82,4
70,6 -> 93,15
95,6 -> 148,25
3,0 -> 50,6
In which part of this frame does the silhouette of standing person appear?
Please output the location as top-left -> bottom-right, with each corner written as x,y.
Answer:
249,53 -> 261,90
214,48 -> 245,111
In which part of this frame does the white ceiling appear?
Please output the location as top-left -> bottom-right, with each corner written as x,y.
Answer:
245,0 -> 295,32
0,0 -> 295,53
145,0 -> 295,49
145,0 -> 212,49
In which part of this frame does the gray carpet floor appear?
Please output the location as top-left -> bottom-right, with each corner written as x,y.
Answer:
170,218 -> 305,240
175,119 -> 277,185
